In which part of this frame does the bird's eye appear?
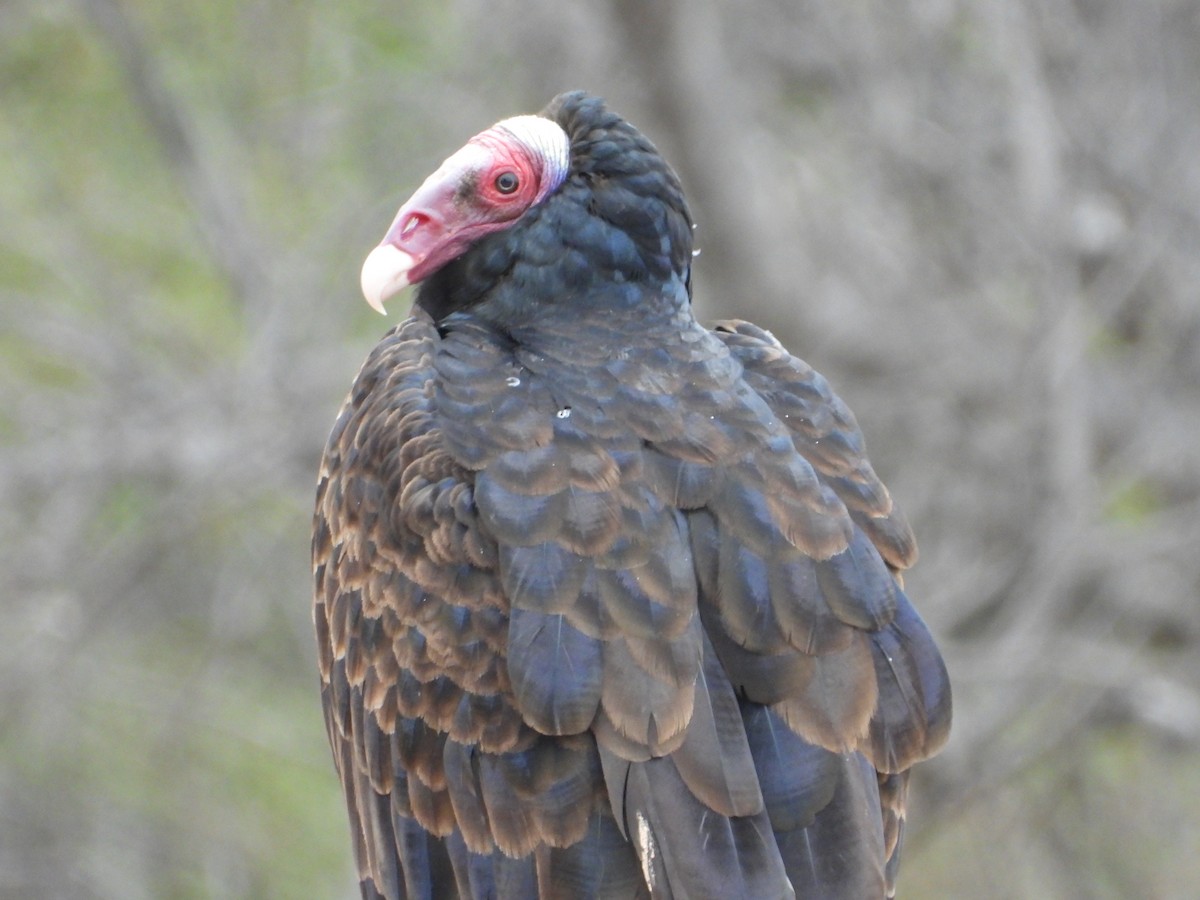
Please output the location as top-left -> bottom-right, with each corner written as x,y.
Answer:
494,171 -> 520,195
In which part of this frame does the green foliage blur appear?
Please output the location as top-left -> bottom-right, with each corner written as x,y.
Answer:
0,1 -> 465,895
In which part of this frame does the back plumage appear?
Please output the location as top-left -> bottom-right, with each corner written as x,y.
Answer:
313,91 -> 951,899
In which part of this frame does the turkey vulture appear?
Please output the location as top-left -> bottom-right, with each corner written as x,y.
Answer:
313,91 -> 951,899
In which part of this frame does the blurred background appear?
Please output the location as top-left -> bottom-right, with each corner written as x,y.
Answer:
3,0 -> 1199,896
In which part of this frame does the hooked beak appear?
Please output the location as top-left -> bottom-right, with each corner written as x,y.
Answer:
359,201 -> 450,315
360,243 -> 415,316
359,145 -> 490,315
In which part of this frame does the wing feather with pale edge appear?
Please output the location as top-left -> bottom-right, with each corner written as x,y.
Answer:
313,311 -> 950,898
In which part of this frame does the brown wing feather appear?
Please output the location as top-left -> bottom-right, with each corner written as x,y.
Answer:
314,310 -> 949,898
713,319 -> 919,571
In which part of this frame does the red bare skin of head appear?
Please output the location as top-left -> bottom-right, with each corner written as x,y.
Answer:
360,117 -> 569,314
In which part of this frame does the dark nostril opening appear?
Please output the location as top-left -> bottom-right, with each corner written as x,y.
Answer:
400,213 -> 428,238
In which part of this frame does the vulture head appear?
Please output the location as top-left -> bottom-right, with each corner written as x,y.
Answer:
359,92 -> 695,324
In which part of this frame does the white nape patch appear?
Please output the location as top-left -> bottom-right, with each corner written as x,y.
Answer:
636,811 -> 657,890
493,115 -> 570,197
